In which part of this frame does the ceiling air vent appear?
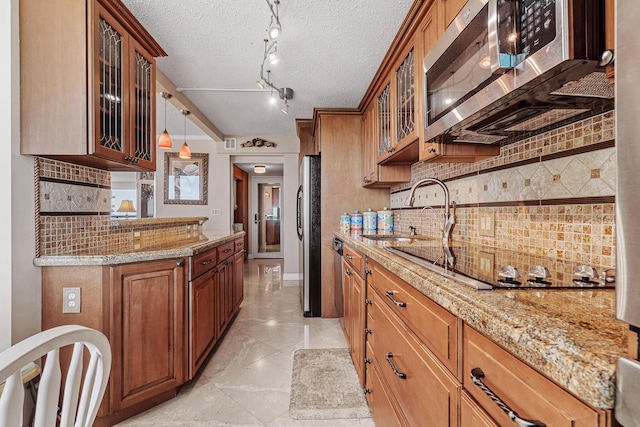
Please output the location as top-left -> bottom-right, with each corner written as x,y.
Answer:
224,138 -> 237,150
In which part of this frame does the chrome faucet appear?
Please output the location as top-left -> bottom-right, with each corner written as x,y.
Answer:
404,178 -> 456,264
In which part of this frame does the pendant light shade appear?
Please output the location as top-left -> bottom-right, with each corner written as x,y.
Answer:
179,142 -> 191,159
159,92 -> 173,149
158,129 -> 172,149
179,110 -> 191,160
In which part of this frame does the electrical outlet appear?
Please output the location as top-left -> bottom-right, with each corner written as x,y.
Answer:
211,208 -> 222,216
478,212 -> 495,237
62,287 -> 81,314
478,251 -> 495,279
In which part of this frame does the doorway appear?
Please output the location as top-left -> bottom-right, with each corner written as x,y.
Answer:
252,176 -> 284,258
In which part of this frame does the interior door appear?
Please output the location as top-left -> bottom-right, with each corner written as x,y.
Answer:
251,176 -> 284,258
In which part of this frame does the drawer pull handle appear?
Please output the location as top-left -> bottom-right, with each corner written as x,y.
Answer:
470,368 -> 546,427
201,259 -> 214,265
385,353 -> 407,379
346,269 -> 353,276
223,248 -> 232,253
345,254 -> 354,260
385,291 -> 407,308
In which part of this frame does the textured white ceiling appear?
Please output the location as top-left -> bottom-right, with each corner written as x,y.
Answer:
123,0 -> 414,137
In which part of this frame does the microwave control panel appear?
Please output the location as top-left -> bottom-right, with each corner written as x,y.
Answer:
519,0 -> 556,56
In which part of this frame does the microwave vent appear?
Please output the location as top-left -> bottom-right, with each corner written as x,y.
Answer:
504,108 -> 590,132
550,72 -> 614,99
453,131 -> 507,144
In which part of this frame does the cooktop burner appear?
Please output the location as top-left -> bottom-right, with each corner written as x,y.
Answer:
385,242 -> 615,290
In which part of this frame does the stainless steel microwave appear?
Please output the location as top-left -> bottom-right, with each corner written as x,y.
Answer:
423,0 -> 613,145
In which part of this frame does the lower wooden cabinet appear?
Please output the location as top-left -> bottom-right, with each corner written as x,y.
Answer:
460,391 -> 499,427
342,247 -> 615,427
463,324 -> 605,427
188,238 -> 244,379
372,289 -> 459,427
342,244 -> 366,386
42,257 -> 187,424
189,268 -> 217,376
366,357 -> 406,427
109,259 -> 186,412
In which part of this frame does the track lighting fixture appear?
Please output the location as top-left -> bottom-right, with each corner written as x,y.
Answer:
266,0 -> 281,40
179,110 -> 191,160
257,1 -> 293,114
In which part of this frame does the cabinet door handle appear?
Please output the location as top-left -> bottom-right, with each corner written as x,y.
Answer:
345,254 -> 354,260
346,269 -> 353,276
470,368 -> 546,427
385,353 -> 407,379
365,299 -> 373,305
385,290 -> 407,307
365,328 -> 373,335
176,260 -> 184,267
427,147 -> 437,153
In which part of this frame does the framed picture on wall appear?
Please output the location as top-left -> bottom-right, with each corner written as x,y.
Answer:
163,153 -> 209,205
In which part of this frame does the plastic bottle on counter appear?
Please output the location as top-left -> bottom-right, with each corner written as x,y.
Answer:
350,210 -> 363,232
377,207 -> 394,233
339,213 -> 351,233
363,208 -> 377,231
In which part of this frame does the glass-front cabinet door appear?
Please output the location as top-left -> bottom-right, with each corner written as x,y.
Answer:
93,4 -> 129,163
377,82 -> 392,159
92,3 -> 156,171
396,48 -> 415,144
130,39 -> 156,170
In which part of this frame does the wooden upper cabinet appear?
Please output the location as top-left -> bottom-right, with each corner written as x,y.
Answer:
441,0 -> 468,29
20,0 -> 166,171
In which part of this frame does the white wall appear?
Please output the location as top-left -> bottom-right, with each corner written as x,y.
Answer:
1,0 -> 41,349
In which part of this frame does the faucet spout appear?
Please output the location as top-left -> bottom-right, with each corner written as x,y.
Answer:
404,178 -> 456,256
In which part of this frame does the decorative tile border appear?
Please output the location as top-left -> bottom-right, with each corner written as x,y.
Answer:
35,158 -> 205,256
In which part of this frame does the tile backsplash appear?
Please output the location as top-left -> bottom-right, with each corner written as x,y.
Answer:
35,158 -> 203,256
391,111 -> 616,269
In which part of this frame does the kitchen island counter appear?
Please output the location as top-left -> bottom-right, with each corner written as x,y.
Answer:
336,230 -> 627,409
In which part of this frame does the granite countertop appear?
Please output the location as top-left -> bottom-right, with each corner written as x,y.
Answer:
335,230 -> 627,409
34,229 -> 245,267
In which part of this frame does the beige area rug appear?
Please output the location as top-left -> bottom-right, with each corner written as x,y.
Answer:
289,348 -> 372,420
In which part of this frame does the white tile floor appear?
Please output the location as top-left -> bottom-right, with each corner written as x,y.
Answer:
116,259 -> 375,426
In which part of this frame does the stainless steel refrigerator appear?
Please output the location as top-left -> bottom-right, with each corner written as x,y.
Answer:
615,2 -> 640,424
297,155 -> 321,317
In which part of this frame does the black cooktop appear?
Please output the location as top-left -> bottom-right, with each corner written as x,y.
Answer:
385,242 -> 615,290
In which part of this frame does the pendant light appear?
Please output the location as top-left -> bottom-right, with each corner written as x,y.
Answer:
179,110 -> 191,159
158,92 -> 173,149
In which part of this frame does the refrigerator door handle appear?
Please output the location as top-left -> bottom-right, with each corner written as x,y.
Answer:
296,185 -> 303,241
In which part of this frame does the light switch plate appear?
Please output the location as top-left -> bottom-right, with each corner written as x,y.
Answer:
478,212 -> 495,237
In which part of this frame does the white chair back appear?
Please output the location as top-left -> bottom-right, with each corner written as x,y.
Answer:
0,325 -> 111,427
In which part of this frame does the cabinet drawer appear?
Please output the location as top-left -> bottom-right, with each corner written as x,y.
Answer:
368,357 -> 406,427
234,238 -> 245,253
190,248 -> 217,280
369,259 -> 459,377
344,244 -> 364,277
463,324 -> 600,427
461,391 -> 499,427
217,241 -> 235,261
373,290 -> 459,427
